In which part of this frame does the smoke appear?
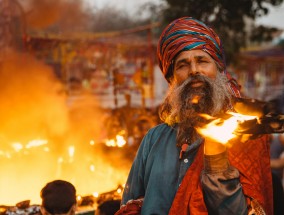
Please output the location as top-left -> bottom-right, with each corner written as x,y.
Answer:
0,51 -> 69,145
0,51 -> 66,203
23,0 -> 92,31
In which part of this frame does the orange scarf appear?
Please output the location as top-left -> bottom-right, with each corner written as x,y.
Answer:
169,135 -> 273,215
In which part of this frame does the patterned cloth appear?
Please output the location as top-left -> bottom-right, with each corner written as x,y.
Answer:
157,17 -> 241,97
169,135 -> 273,215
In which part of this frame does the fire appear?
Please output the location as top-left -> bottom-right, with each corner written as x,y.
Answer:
68,146 -> 75,160
0,52 -> 131,206
9,139 -> 48,153
197,112 -> 258,144
105,130 -> 127,147
11,143 -> 23,152
0,136 -> 130,205
117,187 -> 122,194
191,95 -> 200,104
90,164 -> 95,172
93,192 -> 99,198
26,139 -> 48,148
77,195 -> 82,201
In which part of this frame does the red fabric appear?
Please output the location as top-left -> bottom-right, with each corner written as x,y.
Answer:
169,135 -> 273,215
169,142 -> 207,215
115,199 -> 143,215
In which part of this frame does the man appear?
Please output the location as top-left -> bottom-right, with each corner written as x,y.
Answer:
40,180 -> 77,215
96,199 -> 121,215
116,17 -> 273,215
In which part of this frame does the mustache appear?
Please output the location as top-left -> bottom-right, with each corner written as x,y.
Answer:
179,74 -> 212,103
180,74 -> 212,88
158,71 -> 231,136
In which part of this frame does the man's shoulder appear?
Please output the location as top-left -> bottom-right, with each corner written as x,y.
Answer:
143,123 -> 176,145
148,123 -> 174,134
141,123 -> 177,153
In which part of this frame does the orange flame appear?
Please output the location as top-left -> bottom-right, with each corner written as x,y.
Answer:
26,139 -> 48,148
197,112 -> 258,144
105,130 -> 127,147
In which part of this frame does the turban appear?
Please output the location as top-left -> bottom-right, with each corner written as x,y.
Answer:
157,17 -> 241,97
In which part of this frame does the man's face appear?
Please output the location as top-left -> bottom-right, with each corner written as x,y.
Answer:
159,49 -> 231,145
160,48 -> 230,122
173,50 -> 218,85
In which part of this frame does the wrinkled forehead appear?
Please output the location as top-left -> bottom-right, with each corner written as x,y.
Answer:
174,50 -> 214,63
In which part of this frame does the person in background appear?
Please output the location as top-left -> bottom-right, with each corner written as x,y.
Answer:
96,200 -> 121,215
265,97 -> 284,215
40,180 -> 77,215
270,133 -> 284,190
270,133 -> 284,182
115,17 -> 273,215
271,171 -> 284,215
267,133 -> 284,215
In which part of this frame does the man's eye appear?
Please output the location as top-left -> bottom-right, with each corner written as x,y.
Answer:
176,64 -> 187,69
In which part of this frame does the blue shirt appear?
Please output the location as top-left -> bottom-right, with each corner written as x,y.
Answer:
122,123 -> 247,214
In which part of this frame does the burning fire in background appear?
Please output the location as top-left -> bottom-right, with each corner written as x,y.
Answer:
0,52 -> 130,204
0,0 -> 133,205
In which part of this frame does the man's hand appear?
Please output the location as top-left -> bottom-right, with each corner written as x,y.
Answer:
204,138 -> 226,155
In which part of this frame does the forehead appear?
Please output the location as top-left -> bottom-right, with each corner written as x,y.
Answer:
175,50 -> 213,62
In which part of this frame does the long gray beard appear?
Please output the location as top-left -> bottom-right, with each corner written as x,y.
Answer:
159,73 -> 232,146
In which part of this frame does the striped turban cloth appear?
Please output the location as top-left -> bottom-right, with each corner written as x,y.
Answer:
157,17 -> 241,97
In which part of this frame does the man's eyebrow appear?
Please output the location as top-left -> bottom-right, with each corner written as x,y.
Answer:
175,58 -> 189,66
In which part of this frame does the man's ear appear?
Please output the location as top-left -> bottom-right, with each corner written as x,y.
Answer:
40,206 -> 48,215
69,204 -> 77,215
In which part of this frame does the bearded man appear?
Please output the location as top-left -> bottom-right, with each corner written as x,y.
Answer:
116,17 -> 273,215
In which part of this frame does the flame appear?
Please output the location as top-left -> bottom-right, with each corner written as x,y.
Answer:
105,130 -> 127,147
2,139 -> 48,157
90,164 -> 95,172
26,139 -> 48,148
90,140 -> 95,145
68,146 -> 75,158
0,52 -> 130,205
58,157 -> 64,163
197,112 -> 258,144
191,95 -> 200,104
117,188 -> 122,194
12,143 -> 23,152
93,192 -> 99,198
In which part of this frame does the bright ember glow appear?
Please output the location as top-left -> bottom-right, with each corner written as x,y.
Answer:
197,112 -> 258,144
26,139 -> 48,148
93,192 -> 99,198
68,146 -> 75,158
105,130 -> 127,147
11,139 -> 48,152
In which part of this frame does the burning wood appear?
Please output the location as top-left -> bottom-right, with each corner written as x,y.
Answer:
197,96 -> 284,144
197,112 -> 258,144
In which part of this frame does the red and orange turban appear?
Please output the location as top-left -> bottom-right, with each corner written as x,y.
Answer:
157,17 -> 241,97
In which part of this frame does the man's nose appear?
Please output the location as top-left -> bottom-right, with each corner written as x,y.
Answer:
188,63 -> 198,76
